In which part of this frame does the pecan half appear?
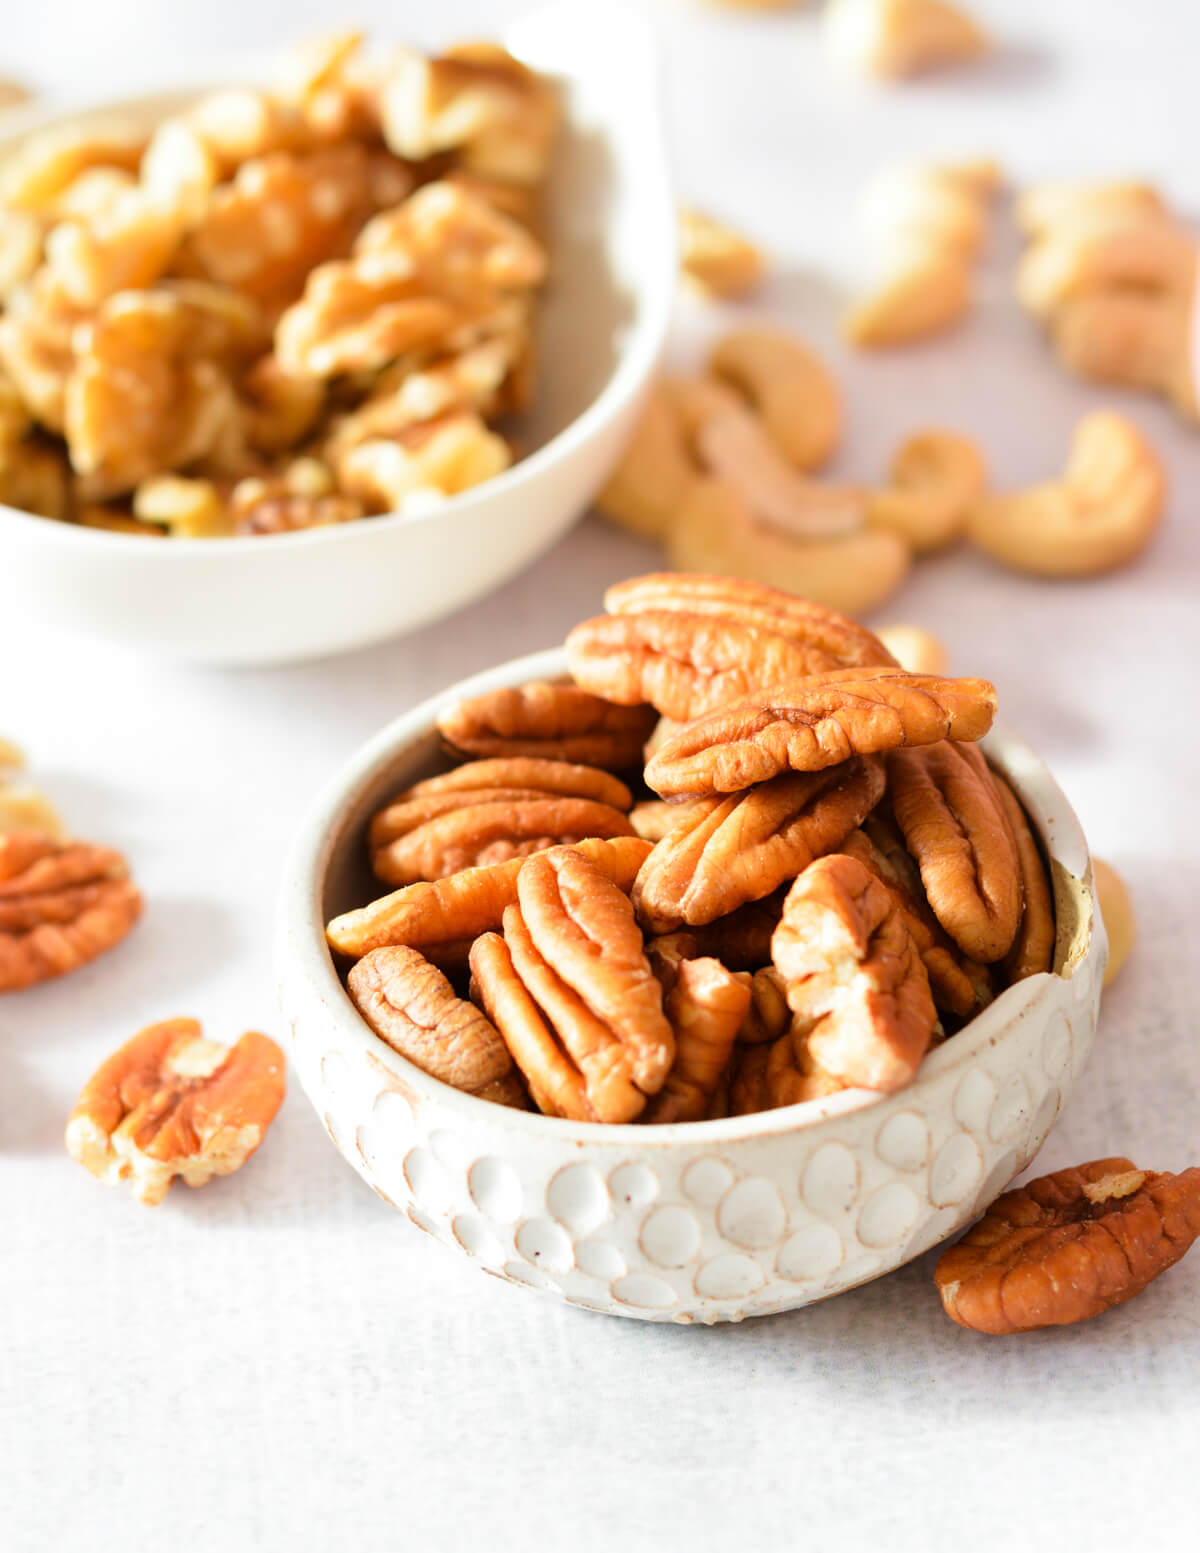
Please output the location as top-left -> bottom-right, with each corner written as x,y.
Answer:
645,667 -> 997,798
688,889 -> 787,971
629,798 -> 691,843
65,1018 -> 285,1205
643,952 -> 750,1123
992,774 -> 1056,981
771,854 -> 936,1092
347,945 -> 526,1106
437,681 -> 656,771
728,1026 -> 845,1115
737,965 -> 792,1045
632,756 -> 885,932
0,833 -> 142,993
326,834 -> 652,967
935,1159 -> 1200,1334
888,741 -> 1022,963
566,572 -> 895,722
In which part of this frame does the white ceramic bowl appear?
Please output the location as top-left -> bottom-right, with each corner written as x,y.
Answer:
0,6 -> 675,665
277,648 -> 1108,1324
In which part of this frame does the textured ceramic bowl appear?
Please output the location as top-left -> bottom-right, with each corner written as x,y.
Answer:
0,6 -> 675,664
277,648 -> 1107,1324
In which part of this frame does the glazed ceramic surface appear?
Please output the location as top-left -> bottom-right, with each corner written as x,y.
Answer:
0,6 -> 675,664
277,649 -> 1107,1323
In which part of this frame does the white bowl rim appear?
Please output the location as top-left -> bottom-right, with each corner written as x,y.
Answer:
278,644 -> 1098,1151
0,4 -> 677,556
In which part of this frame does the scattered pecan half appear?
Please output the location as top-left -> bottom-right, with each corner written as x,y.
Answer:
633,756 -> 885,933
566,573 -> 895,723
888,741 -> 1022,963
325,834 -> 652,968
643,951 -> 750,1123
347,945 -> 526,1106
772,853 -> 936,1092
0,833 -> 142,993
993,773 -> 1057,981
65,1018 -> 285,1205
437,681 -> 657,770
935,1158 -> 1200,1334
645,667 -> 997,798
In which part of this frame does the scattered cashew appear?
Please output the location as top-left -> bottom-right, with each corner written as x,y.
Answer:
660,374 -> 744,440
694,404 -> 865,539
877,623 -> 947,674
708,327 -> 841,472
1051,291 -> 1189,395
679,208 -> 765,300
595,381 -> 698,542
867,429 -> 986,551
1016,213 -> 1196,321
859,162 -> 999,260
0,81 -> 32,113
668,476 -> 911,615
966,410 -> 1165,578
1093,857 -> 1135,988
823,0 -> 988,80
0,736 -> 25,772
1014,181 -> 1166,241
0,785 -> 67,840
844,249 -> 972,348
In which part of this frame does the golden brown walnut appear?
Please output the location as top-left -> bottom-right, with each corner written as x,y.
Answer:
325,834 -> 652,965
867,430 -> 986,553
992,774 -> 1056,982
438,682 -> 657,771
1093,857 -> 1135,987
568,572 -> 895,723
0,435 -> 71,519
679,209 -> 765,300
633,757 -> 885,932
839,823 -> 992,1018
708,327 -> 841,473
0,118 -> 147,211
645,666 -> 997,798
239,354 -> 325,456
0,268 -> 90,431
229,459 -> 364,535
0,832 -> 142,993
133,475 -> 233,538
771,853 -> 936,1092
887,741 -> 1021,963
934,1159 -> 1200,1334
65,1019 -> 285,1205
347,944 -> 526,1106
643,954 -> 751,1123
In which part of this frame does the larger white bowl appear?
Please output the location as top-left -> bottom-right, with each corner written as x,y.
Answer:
0,6 -> 675,664
277,648 -> 1108,1324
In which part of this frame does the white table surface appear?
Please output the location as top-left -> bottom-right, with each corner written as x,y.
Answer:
3,2 -> 1199,1549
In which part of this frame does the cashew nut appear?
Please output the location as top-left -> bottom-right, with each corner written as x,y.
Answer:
867,428 -> 986,551
668,476 -> 910,616
660,374 -> 744,441
1050,290 -> 1188,396
823,0 -> 988,80
0,737 -> 24,773
679,208 -> 764,300
594,380 -> 698,542
708,327 -> 841,472
966,410 -> 1165,578
1093,857 -> 1135,987
1016,213 -> 1195,321
844,249 -> 972,348
860,162 -> 998,260
0,784 -> 66,840
876,624 -> 947,674
694,404 -> 864,540
1014,181 -> 1166,241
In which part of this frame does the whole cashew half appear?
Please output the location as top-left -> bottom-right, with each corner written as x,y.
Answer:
668,476 -> 911,616
844,250 -> 972,348
867,428 -> 987,552
966,410 -> 1165,578
708,328 -> 842,472
594,380 -> 698,541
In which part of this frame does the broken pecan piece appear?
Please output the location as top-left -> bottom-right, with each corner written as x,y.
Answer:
772,854 -> 936,1092
645,667 -> 997,798
643,952 -> 751,1124
347,945 -> 526,1107
0,833 -> 142,993
65,1018 -> 285,1205
888,741 -> 1022,963
688,890 -> 787,971
935,1159 -> 1200,1334
633,756 -> 885,933
728,1025 -> 845,1115
992,774 -> 1056,981
437,682 -> 657,771
325,834 -> 652,966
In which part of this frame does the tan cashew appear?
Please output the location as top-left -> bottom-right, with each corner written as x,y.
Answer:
1051,290 -> 1188,396
1014,181 -> 1166,241
708,327 -> 841,472
594,380 -> 698,541
843,250 -> 972,348
679,209 -> 764,300
823,0 -> 988,80
1016,213 -> 1195,321
1093,858 -> 1135,987
694,405 -> 864,540
876,624 -> 947,674
867,428 -> 986,551
660,374 -> 744,440
859,162 -> 998,260
966,410 -> 1165,578
667,476 -> 910,616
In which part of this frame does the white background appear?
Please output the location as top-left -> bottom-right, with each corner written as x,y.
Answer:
3,2 -> 1199,1550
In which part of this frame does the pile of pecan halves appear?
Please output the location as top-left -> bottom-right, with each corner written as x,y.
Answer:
326,572 -> 1056,1127
0,31 -> 555,536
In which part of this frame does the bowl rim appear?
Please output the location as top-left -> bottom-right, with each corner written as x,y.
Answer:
0,7 -> 677,557
277,644 -> 1100,1150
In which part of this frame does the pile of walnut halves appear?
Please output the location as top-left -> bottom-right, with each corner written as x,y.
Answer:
0,31 -> 556,536
326,573 -> 1056,1125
